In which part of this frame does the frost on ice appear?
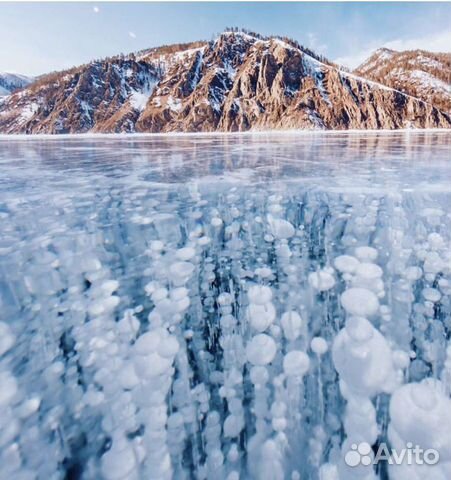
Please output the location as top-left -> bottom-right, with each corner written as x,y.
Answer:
1,133 -> 451,480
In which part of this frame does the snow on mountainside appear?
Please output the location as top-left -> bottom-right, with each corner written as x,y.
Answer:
0,72 -> 33,97
355,48 -> 451,113
0,31 -> 450,134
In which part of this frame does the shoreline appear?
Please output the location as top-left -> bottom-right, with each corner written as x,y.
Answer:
0,127 -> 451,141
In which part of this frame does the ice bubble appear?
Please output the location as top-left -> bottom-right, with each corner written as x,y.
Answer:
101,440 -> 137,480
404,266 -> 423,281
176,247 -> 196,261
246,334 -> 277,366
150,240 -> 165,252
246,302 -> 276,332
169,261 -> 195,283
255,267 -> 273,278
248,285 -> 273,305
311,337 -> 328,356
308,269 -> 336,291
157,334 -> 179,358
355,246 -> 378,262
280,311 -> 303,341
334,255 -> 360,273
283,351 -> 310,377
0,371 -> 18,406
170,287 -> 189,301
217,293 -> 233,306
88,295 -> 120,316
101,280 -> 120,294
341,288 -> 379,317
134,352 -> 172,378
355,263 -> 383,280
0,322 -> 15,356
249,366 -> 269,385
224,414 -> 244,438
389,379 -> 451,460
267,216 -> 295,239
211,217 -> 223,227
133,331 -> 161,355
422,288 -> 441,303
333,317 -> 397,397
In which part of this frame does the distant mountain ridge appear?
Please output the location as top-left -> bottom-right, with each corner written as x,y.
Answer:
355,48 -> 451,114
0,30 -> 449,134
0,72 -> 33,97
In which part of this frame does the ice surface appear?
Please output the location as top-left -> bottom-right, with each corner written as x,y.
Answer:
0,131 -> 450,479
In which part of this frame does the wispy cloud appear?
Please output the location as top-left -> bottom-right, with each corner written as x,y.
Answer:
128,31 -> 137,39
335,29 -> 451,69
306,32 -> 328,55
93,6 -> 99,14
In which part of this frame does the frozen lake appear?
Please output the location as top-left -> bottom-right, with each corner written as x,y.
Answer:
1,131 -> 451,480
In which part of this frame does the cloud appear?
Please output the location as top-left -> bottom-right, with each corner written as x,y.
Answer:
128,32 -> 137,39
306,32 -> 328,55
93,6 -> 99,14
334,29 -> 451,69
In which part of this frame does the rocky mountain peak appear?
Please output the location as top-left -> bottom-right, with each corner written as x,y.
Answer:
0,31 -> 449,134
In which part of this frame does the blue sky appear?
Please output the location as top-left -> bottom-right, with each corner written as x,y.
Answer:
1,2 -> 450,76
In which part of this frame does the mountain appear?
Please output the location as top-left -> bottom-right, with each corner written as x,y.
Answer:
0,72 -> 33,97
0,31 -> 450,134
355,48 -> 451,114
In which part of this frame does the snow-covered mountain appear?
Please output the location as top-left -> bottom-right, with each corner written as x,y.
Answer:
355,48 -> 451,113
0,72 -> 33,97
0,31 -> 449,134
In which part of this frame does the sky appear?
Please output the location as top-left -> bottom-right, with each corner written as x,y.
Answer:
1,2 -> 450,76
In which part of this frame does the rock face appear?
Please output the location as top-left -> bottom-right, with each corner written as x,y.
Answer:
355,48 -> 451,114
0,31 -> 450,134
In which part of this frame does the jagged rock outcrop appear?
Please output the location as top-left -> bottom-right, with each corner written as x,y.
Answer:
0,31 -> 450,134
355,48 -> 451,114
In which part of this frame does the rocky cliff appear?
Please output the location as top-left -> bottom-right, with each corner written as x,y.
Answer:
0,31 -> 449,134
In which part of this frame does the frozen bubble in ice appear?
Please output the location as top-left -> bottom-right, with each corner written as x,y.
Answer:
308,269 -> 336,291
134,352 -> 172,378
0,371 -> 18,406
88,295 -> 120,316
422,288 -> 441,303
169,261 -> 195,283
246,334 -> 277,366
311,337 -> 328,356
224,414 -> 244,438
211,217 -> 223,227
355,263 -> 383,280
248,285 -> 273,305
157,334 -> 179,358
280,311 -> 303,341
150,240 -> 165,252
101,280 -> 120,294
170,287 -> 189,301
255,267 -> 273,278
101,441 -> 137,480
151,287 -> 168,302
247,302 -> 276,332
341,288 -> 379,317
404,266 -> 423,281
176,247 -> 196,261
267,216 -> 295,239
334,255 -> 360,273
133,331 -> 161,355
283,351 -> 310,377
249,366 -> 269,385
333,317 -> 397,396
218,292 -> 233,306
0,322 -> 15,356
355,246 -> 378,262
